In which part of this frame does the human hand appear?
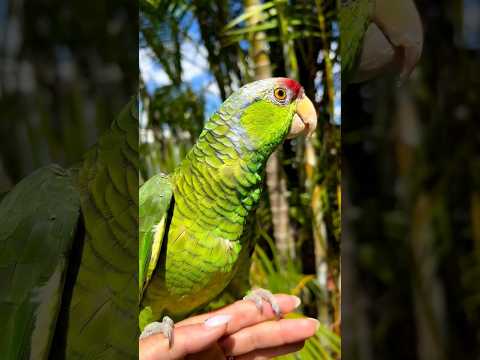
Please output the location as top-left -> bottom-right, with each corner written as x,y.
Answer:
139,294 -> 319,360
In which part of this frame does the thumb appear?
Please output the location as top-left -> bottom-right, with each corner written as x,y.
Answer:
140,314 -> 231,360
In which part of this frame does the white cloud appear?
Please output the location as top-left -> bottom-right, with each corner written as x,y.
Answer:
180,40 -> 209,81
139,47 -> 170,87
206,81 -> 220,97
139,40 -> 211,89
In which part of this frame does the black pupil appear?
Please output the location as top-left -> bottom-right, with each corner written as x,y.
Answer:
277,89 -> 284,97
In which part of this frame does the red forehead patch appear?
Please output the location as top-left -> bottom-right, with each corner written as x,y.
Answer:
279,78 -> 302,97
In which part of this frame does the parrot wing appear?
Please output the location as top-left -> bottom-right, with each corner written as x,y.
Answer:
139,173 -> 173,300
52,98 -> 139,359
0,165 -> 81,360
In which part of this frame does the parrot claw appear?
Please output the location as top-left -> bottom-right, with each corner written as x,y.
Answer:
244,288 -> 281,317
139,316 -> 175,347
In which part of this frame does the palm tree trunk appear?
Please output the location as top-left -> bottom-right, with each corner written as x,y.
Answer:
472,191 -> 480,253
394,88 -> 448,360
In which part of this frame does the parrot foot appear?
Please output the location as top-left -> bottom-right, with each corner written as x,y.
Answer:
244,288 -> 281,317
139,316 -> 174,347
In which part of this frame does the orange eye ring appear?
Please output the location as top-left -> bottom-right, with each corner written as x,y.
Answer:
274,87 -> 287,101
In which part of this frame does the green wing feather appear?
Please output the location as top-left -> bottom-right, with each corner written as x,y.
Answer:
139,173 -> 173,299
0,165 -> 80,360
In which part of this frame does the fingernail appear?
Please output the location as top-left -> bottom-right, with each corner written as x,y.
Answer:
292,296 -> 301,309
307,318 -> 320,331
204,314 -> 231,328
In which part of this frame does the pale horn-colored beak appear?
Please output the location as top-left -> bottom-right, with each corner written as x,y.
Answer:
353,0 -> 423,84
288,93 -> 317,139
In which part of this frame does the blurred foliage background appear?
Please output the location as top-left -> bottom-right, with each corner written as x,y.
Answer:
139,0 -> 341,358
0,0 -> 137,192
343,0 -> 480,359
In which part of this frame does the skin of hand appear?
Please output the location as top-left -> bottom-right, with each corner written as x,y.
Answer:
139,294 -> 319,360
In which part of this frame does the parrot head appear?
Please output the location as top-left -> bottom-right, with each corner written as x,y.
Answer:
219,77 -> 317,158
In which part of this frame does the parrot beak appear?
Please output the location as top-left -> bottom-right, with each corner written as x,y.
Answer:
353,0 -> 423,84
288,92 -> 317,139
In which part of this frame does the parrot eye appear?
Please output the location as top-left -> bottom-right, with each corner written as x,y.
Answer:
273,87 -> 288,101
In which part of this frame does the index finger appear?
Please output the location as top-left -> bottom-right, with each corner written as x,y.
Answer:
177,294 -> 301,335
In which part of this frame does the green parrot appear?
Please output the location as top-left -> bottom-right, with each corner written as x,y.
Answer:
0,100 -> 138,359
139,78 -> 317,342
340,0 -> 423,84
